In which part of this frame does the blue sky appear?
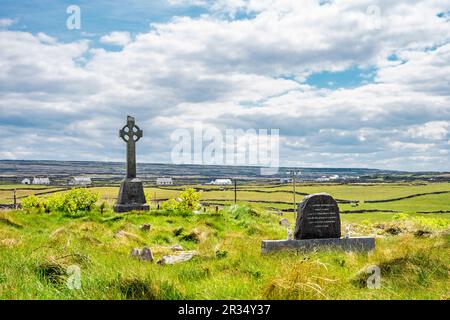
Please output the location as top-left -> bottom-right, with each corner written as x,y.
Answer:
0,0 -> 450,171
1,1 -> 206,42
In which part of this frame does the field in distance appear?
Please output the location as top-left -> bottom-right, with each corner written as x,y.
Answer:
2,182 -> 450,214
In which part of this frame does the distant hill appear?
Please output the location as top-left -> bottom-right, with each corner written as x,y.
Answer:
0,159 -> 401,184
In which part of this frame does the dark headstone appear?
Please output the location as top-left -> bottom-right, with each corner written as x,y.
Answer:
294,193 -> 341,239
130,247 -> 154,262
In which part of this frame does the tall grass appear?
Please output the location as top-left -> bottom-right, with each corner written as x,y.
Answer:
0,204 -> 448,299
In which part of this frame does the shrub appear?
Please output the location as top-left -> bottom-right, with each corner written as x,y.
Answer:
161,199 -> 180,212
45,193 -> 65,212
44,188 -> 99,215
178,188 -> 201,211
21,195 -> 44,211
145,192 -> 152,205
393,213 -> 409,220
161,188 -> 201,214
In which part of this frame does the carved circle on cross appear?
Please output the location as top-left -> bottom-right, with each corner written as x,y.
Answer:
120,123 -> 143,143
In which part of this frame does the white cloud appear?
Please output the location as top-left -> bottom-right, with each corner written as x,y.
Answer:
1,0 -> 450,171
407,121 -> 450,140
99,31 -> 132,46
36,32 -> 57,44
0,18 -> 16,28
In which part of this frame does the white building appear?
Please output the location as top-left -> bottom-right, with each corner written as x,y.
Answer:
156,177 -> 173,185
69,176 -> 92,185
32,177 -> 50,185
280,178 -> 293,183
21,178 -> 31,185
210,179 -> 232,185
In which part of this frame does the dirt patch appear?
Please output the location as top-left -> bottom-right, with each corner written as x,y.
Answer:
35,261 -> 67,285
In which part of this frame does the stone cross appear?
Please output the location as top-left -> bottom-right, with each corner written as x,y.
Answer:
114,115 -> 149,213
119,116 -> 143,179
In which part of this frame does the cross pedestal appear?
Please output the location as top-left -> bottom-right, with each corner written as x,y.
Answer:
114,116 -> 149,213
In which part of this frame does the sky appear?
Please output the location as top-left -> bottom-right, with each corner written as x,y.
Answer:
0,0 -> 450,172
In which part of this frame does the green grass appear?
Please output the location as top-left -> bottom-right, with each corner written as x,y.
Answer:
0,202 -> 449,300
1,182 -> 450,299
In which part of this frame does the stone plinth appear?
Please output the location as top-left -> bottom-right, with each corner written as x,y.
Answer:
261,237 -> 375,254
114,178 -> 149,213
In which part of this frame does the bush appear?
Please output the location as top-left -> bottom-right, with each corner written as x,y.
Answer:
44,188 -> 99,215
45,193 -> 65,212
393,213 -> 409,220
145,192 -> 152,205
21,195 -> 44,211
161,199 -> 180,212
178,188 -> 201,211
161,188 -> 201,214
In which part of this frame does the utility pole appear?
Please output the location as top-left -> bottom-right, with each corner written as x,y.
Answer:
233,178 -> 237,204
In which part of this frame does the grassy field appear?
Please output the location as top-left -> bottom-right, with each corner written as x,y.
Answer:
0,183 -> 449,299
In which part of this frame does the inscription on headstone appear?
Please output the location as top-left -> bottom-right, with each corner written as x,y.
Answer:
294,193 -> 341,239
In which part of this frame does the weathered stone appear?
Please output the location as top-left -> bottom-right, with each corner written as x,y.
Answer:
294,193 -> 341,239
130,248 -> 141,258
140,247 -> 154,261
261,237 -> 375,254
114,116 -> 149,213
279,218 -> 290,227
140,223 -> 151,231
130,247 -> 154,262
167,244 -> 184,251
157,251 -> 198,265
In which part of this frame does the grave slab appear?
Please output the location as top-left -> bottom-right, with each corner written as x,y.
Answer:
261,237 -> 375,254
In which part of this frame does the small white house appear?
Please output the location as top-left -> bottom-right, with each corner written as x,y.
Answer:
210,179 -> 232,185
156,177 -> 173,185
69,176 -> 92,185
32,177 -> 50,185
280,178 -> 293,183
21,178 -> 31,185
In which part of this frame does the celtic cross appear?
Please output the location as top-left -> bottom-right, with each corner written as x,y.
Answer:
119,116 -> 143,178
